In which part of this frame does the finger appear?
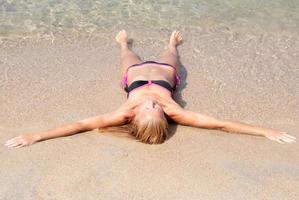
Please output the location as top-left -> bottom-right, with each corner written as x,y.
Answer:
7,141 -> 22,148
5,138 -> 17,145
15,144 -> 25,148
282,134 -> 296,140
13,144 -> 24,148
281,137 -> 296,143
7,143 -> 20,148
5,137 -> 20,144
283,133 -> 296,140
280,136 -> 296,143
275,138 -> 285,144
5,136 -> 22,145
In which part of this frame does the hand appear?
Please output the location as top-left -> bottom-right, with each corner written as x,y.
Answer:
264,131 -> 296,144
4,134 -> 41,148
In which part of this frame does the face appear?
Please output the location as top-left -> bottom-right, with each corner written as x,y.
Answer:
135,98 -> 165,120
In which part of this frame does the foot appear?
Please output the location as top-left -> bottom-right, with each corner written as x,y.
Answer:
116,30 -> 128,47
169,31 -> 183,48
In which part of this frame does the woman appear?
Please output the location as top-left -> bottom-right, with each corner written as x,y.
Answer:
4,30 -> 296,148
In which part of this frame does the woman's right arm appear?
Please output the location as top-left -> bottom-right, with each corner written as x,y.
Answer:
4,110 -> 128,148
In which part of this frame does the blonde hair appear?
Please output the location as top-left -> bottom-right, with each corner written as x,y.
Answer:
99,116 -> 169,144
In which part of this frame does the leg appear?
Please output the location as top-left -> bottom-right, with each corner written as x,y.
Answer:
158,31 -> 183,73
116,30 -> 143,76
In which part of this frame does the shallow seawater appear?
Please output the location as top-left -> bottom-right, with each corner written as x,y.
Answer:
0,0 -> 299,46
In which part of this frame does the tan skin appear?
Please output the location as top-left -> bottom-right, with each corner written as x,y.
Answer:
5,30 -> 296,148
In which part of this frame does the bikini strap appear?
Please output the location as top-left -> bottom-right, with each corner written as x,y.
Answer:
175,74 -> 181,86
121,63 -> 139,87
121,74 -> 128,88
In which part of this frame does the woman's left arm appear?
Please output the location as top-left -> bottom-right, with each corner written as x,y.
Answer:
169,108 -> 296,144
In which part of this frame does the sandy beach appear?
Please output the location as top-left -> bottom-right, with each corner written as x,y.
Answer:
1,27 -> 298,199
1,1 -> 299,199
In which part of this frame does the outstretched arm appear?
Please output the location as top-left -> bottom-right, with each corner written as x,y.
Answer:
5,111 -> 127,148
166,105 -> 296,144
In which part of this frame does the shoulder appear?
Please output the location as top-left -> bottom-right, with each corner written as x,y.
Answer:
115,100 -> 137,122
156,95 -> 184,117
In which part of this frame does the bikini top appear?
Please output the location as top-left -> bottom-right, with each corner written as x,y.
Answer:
125,80 -> 174,93
121,61 -> 181,96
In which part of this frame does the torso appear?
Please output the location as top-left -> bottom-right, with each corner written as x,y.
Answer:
127,63 -> 176,87
126,63 -> 175,103
121,63 -> 179,119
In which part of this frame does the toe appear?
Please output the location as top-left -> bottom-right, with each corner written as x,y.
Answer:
171,31 -> 176,37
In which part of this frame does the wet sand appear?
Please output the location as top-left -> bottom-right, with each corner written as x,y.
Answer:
0,28 -> 299,199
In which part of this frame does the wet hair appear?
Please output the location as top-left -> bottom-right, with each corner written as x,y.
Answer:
99,114 -> 169,144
